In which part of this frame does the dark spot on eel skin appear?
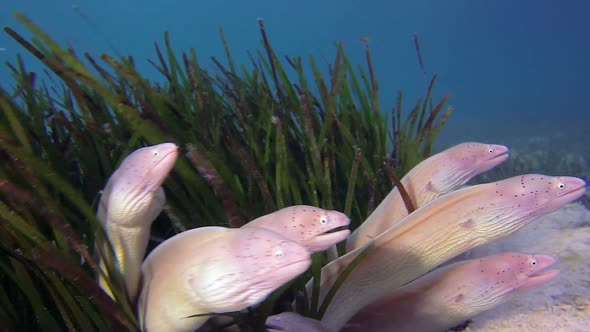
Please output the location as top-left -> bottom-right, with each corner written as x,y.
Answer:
452,294 -> 465,304
461,219 -> 475,229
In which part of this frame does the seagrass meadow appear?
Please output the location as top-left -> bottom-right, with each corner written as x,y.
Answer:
0,13 -> 452,331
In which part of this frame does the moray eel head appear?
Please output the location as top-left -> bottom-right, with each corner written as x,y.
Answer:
427,143 -> 509,193
448,252 -> 559,315
104,143 -> 178,227
187,227 -> 311,312
493,175 -> 586,218
298,206 -> 351,252
246,205 -> 351,252
515,254 -> 560,292
451,142 -> 510,175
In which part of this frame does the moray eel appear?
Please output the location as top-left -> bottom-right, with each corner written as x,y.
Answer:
97,143 -> 178,300
138,226 -> 311,332
311,174 -> 586,330
243,205 -> 350,253
266,312 -> 332,332
347,142 -> 509,252
342,252 -> 559,332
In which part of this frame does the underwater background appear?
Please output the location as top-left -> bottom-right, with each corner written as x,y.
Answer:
1,0 -> 589,155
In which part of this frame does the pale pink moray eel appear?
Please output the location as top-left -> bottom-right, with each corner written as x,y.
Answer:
342,252 -> 559,332
138,226 -> 311,332
242,205 -> 350,253
347,142 -> 509,252
97,143 -> 178,301
266,312 -> 332,332
310,174 -> 586,330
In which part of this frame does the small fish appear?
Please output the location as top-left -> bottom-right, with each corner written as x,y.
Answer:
342,252 -> 559,332
97,143 -> 178,300
243,205 -> 350,253
138,226 -> 311,332
313,174 -> 585,330
347,142 -> 509,252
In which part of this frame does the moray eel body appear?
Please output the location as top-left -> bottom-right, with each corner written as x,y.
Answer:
347,142 -> 509,252
313,174 -> 586,330
97,143 -> 178,300
138,226 -> 311,332
266,312 -> 332,332
243,205 -> 350,252
342,252 -> 559,332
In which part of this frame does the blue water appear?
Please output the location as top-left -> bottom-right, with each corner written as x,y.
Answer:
1,0 -> 589,150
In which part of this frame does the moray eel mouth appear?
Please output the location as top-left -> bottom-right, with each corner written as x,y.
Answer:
489,148 -> 510,163
527,269 -> 560,283
325,225 -> 349,234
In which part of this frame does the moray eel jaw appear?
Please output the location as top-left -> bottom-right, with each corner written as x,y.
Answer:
312,228 -> 350,252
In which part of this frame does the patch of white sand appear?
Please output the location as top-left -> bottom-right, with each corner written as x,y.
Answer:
465,202 -> 590,332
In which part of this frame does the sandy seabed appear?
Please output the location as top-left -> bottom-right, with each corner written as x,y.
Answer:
463,202 -> 590,332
